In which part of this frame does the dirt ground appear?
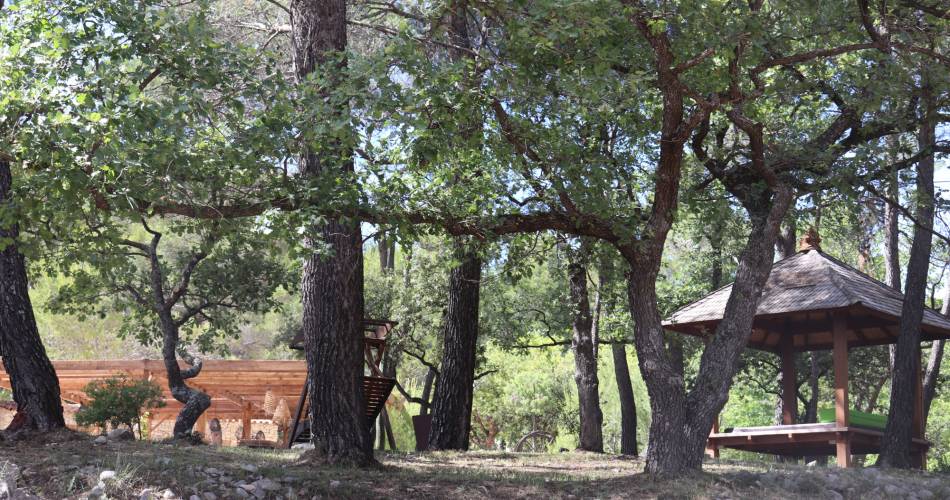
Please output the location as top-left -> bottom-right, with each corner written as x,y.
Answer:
0,431 -> 947,499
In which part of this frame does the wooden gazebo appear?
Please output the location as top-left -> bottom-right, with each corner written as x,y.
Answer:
664,233 -> 950,468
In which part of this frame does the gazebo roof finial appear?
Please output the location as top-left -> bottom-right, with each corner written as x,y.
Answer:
798,226 -> 822,252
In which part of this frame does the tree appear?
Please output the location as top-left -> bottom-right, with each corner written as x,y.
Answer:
0,160 -> 65,434
291,0 -> 374,466
428,243 -> 482,450
427,1 -> 487,452
566,240 -> 604,452
880,73 -> 938,468
51,218 -> 293,437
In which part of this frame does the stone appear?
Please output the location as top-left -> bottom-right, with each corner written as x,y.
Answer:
329,480 -> 341,489
240,465 -> 258,473
93,436 -> 109,445
918,491 -> 934,500
255,479 -> 280,492
884,484 -> 902,497
825,490 -> 843,500
201,493 -> 217,500
233,487 -> 250,498
291,443 -> 314,451
189,496 -> 201,500
107,428 -> 135,441
139,488 -> 156,500
0,463 -> 18,500
203,468 -> 221,476
99,470 -> 117,482
89,485 -> 105,498
161,489 -> 177,499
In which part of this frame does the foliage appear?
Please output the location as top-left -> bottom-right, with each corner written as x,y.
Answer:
75,375 -> 165,433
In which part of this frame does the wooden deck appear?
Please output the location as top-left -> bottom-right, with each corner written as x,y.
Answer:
0,359 -> 307,423
708,423 -> 930,459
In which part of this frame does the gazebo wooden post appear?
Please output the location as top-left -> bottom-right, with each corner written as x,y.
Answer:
780,335 -> 797,425
832,313 -> 851,468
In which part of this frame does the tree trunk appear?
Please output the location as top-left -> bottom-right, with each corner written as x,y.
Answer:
775,219 -> 797,260
885,159 -> 902,374
0,159 -> 65,433
292,0 -> 373,466
140,233 -> 211,438
884,162 -> 901,292
568,250 -> 604,452
427,247 -> 481,450
420,367 -> 435,415
880,78 -> 936,468
629,186 -> 793,475
612,343 -> 638,456
921,283 -> 949,430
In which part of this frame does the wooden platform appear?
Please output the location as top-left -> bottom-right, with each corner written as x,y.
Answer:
708,423 -> 930,458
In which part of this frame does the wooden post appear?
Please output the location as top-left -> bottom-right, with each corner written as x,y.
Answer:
241,402 -> 251,441
832,313 -> 851,468
781,335 -> 797,425
705,416 -> 720,459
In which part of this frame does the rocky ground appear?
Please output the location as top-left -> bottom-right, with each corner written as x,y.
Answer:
0,431 -> 947,499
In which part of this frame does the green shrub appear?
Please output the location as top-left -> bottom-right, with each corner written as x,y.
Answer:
75,375 -> 165,435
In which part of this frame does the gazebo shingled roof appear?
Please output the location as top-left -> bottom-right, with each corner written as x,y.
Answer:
664,247 -> 950,352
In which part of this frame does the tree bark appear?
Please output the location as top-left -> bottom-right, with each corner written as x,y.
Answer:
137,227 -> 212,438
880,77 -> 936,468
884,162 -> 902,292
628,186 -> 793,475
612,343 -> 638,456
921,284 -> 949,430
775,219 -> 797,260
885,159 -> 902,373
0,159 -> 65,433
427,246 -> 481,450
292,0 -> 373,466
568,248 -> 604,452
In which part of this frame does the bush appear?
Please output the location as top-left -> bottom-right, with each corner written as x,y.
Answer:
75,375 -> 165,436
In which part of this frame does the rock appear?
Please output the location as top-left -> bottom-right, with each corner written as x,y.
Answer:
189,496 -> 201,500
203,468 -> 221,476
918,491 -> 934,500
255,479 -> 280,492
884,484 -> 901,497
825,490 -> 843,500
161,489 -> 177,499
0,462 -> 18,499
233,487 -> 250,498
329,480 -> 341,489
291,443 -> 314,451
201,493 -> 217,500
240,464 -> 258,473
89,485 -> 105,499
139,488 -> 156,500
107,428 -> 135,441
99,470 -> 117,482
93,436 -> 109,445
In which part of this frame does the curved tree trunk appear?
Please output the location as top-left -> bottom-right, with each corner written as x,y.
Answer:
0,159 -> 65,433
629,187 -> 793,475
428,247 -> 481,450
880,77 -> 936,468
612,343 -> 638,456
292,0 -> 373,466
141,234 -> 211,438
568,251 -> 604,452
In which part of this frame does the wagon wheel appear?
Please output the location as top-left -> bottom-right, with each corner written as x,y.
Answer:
515,430 -> 555,452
